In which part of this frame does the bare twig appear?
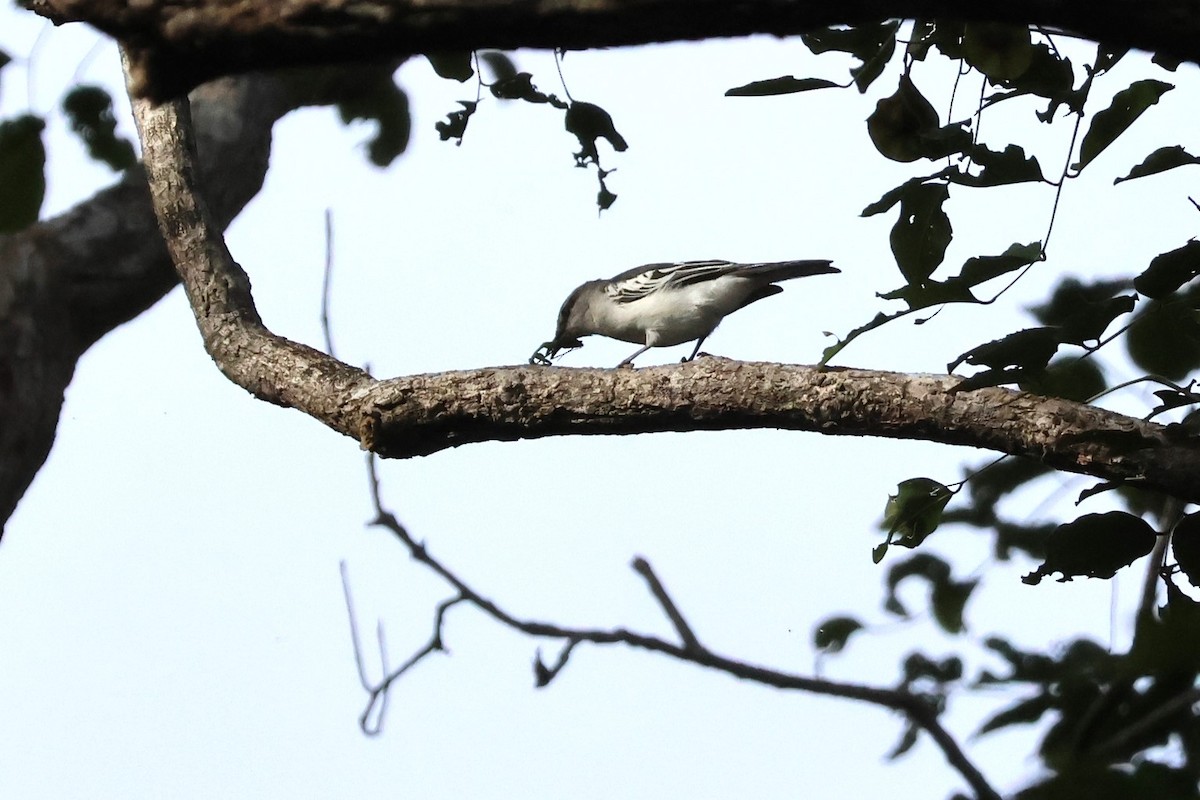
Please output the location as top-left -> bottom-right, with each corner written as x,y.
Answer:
360,455 -> 1001,800
631,556 -> 702,653
320,208 -> 336,357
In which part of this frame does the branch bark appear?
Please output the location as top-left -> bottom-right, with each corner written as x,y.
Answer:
120,77 -> 1200,507
0,63 -> 398,533
25,0 -> 1200,101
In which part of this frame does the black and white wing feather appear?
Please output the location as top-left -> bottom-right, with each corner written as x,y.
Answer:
603,260 -> 740,303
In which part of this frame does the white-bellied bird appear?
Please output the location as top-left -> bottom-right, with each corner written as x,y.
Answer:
529,259 -> 839,368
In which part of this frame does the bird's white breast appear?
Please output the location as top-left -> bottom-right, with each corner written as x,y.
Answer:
594,275 -> 754,346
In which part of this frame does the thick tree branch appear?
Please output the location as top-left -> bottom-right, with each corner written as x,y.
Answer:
27,0 -> 1200,101
0,64 -> 396,533
128,52 -> 1200,507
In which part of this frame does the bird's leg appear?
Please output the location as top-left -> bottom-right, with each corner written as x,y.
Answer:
617,344 -> 652,369
682,336 -> 708,363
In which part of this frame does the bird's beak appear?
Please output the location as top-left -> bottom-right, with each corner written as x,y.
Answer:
529,337 -> 583,365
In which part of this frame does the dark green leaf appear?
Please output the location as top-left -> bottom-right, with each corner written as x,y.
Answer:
336,75 -> 411,166
565,101 -> 628,165
903,652 -> 962,684
62,86 -> 137,171
931,578 -> 976,634
480,51 -> 517,82
490,73 -> 567,108
1094,43 -> 1129,74
885,553 -> 952,617
949,327 -> 1061,373
890,181 -> 952,283
951,144 -> 1044,187
962,23 -> 1034,83
867,75 -> 940,162
850,29 -> 896,93
886,722 -> 919,760
955,241 -> 1042,287
1022,511 -> 1157,585
905,20 -> 963,61
813,616 -> 864,653
1074,80 -> 1173,171
801,20 -> 901,61
977,693 -> 1054,736
882,478 -> 954,549
426,52 -> 474,82
861,176 -> 929,217
987,43 -> 1075,106
1125,581 -> 1200,675
1133,239 -> 1200,299
1114,145 -> 1200,184
1152,51 -> 1183,72
0,114 -> 46,234
1171,512 -> 1200,589
1126,293 -> 1200,380
725,76 -> 842,96
1029,276 -> 1135,343
435,100 -> 477,145
1018,357 -> 1107,402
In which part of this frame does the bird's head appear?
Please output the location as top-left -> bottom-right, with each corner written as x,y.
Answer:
528,282 -> 596,365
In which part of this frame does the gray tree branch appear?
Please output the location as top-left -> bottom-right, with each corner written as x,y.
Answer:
121,73 -> 1200,507
0,63 -> 398,534
25,0 -> 1200,101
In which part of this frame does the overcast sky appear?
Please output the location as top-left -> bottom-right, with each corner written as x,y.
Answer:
1,9 -> 1198,798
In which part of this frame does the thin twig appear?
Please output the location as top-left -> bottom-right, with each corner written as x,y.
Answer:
631,557 -> 702,653
361,454 -> 1000,800
320,208 -> 336,357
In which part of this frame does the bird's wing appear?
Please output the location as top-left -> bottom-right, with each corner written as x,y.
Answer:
604,260 -> 740,303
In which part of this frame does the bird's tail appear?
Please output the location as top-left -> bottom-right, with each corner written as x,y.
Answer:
735,260 -> 839,282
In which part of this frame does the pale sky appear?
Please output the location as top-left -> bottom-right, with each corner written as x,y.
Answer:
1,9 -> 1198,798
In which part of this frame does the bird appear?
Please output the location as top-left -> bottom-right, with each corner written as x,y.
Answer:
529,258 -> 839,368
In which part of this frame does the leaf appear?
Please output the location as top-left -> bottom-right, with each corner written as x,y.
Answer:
801,20 -> 900,62
435,100 -> 477,145
955,241 -> 1042,287
1126,293 -> 1200,380
1132,239 -> 1200,299
724,76 -> 842,96
61,86 -> 137,172
885,553 -> 951,616
1074,80 -> 1174,171
1029,276 -> 1135,343
905,20 -> 963,61
813,616 -> 864,653
867,75 -> 939,163
882,478 -> 954,549
0,114 -> 46,234
1021,511 -> 1157,585
850,28 -> 896,93
1018,357 -> 1106,403
480,51 -> 517,82
1125,581 -> 1200,675
890,181 -> 952,283
425,52 -> 474,82
565,101 -> 628,165
490,73 -> 567,108
1171,512 -> 1200,589
1114,145 -> 1200,184
931,578 -> 977,634
334,74 -> 411,166
948,327 -> 1061,374
951,144 -> 1045,187
886,722 -> 919,760
962,23 -> 1034,83
977,694 -> 1054,736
